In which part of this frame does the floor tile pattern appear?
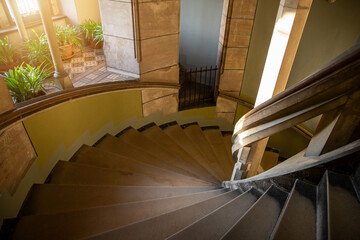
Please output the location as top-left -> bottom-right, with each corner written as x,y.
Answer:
43,46 -> 135,93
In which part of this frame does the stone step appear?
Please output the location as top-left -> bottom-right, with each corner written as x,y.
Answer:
10,188 -> 227,240
168,188 -> 261,240
182,124 -> 228,180
96,134 -> 202,179
48,161 -> 214,187
317,171 -> 360,240
221,185 -> 288,240
72,145 -> 217,185
270,180 -> 317,240
202,128 -> 234,178
162,124 -> 223,181
118,127 -> 219,184
19,185 -> 222,216
140,124 -> 220,183
85,190 -> 241,240
351,162 -> 360,201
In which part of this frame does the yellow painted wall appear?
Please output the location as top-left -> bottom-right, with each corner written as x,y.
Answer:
234,103 -> 252,123
182,106 -> 216,120
75,0 -> 101,24
23,90 -> 142,168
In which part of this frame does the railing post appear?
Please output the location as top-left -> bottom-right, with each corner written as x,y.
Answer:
37,0 -> 73,89
306,90 -> 360,157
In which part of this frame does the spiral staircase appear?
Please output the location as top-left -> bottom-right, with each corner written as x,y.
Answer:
0,120 -> 359,240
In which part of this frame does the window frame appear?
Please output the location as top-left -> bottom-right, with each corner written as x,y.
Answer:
0,0 -> 60,28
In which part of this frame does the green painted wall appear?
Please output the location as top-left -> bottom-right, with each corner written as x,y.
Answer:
287,0 -> 360,88
234,103 -> 252,123
23,90 -> 143,168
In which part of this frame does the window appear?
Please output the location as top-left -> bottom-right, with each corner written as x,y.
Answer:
0,0 -> 61,28
15,0 -> 39,16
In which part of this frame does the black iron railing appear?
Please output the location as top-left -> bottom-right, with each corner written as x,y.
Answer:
179,66 -> 219,110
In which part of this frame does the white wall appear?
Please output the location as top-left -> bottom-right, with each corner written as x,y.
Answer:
179,0 -> 223,69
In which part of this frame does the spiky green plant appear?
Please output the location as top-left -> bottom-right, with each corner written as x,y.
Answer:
80,19 -> 98,39
0,36 -> 17,65
23,30 -> 52,66
80,19 -> 103,46
0,62 -> 53,103
92,24 -> 103,46
55,25 -> 82,50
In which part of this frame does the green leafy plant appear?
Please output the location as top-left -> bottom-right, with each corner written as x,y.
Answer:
0,36 -> 17,66
23,30 -> 52,66
55,25 -> 82,50
0,62 -> 53,103
80,19 -> 103,47
80,19 -> 98,39
92,24 -> 103,46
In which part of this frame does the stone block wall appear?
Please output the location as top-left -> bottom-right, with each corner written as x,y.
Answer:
99,0 -> 180,83
217,0 -> 258,97
216,0 -> 258,124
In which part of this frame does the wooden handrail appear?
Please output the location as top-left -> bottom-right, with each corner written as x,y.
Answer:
231,44 -> 360,179
233,58 -> 360,137
0,81 -> 180,131
243,42 -> 360,119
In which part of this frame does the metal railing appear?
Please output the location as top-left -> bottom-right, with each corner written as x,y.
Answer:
179,66 -> 219,110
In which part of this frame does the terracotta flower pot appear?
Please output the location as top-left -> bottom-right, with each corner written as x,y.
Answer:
0,59 -> 21,72
60,43 -> 74,60
89,38 -> 103,49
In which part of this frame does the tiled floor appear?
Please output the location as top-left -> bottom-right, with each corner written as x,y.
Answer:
43,46 -> 135,92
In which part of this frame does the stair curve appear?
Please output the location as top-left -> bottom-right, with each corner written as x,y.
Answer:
1,122 -> 359,240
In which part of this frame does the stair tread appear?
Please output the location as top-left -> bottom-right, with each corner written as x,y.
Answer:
11,188 -> 226,240
326,171 -> 360,240
222,185 -> 288,240
183,125 -> 228,180
20,184 -> 221,216
141,125 -> 221,183
163,124 -> 223,181
86,190 -> 242,240
96,134 -> 206,179
118,127 -> 220,183
352,163 -> 360,201
202,129 -> 234,178
72,145 -> 219,185
270,180 -> 317,240
72,145 -> 218,185
48,161 -> 214,187
167,188 -> 261,240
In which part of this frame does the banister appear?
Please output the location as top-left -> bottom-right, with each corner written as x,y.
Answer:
0,81 -> 180,131
231,44 -> 360,179
234,58 -> 360,136
243,42 -> 360,119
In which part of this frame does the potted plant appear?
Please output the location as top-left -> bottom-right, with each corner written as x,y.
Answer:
80,19 -> 103,49
23,30 -> 53,67
55,25 -> 82,59
0,62 -> 53,103
0,36 -> 20,71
